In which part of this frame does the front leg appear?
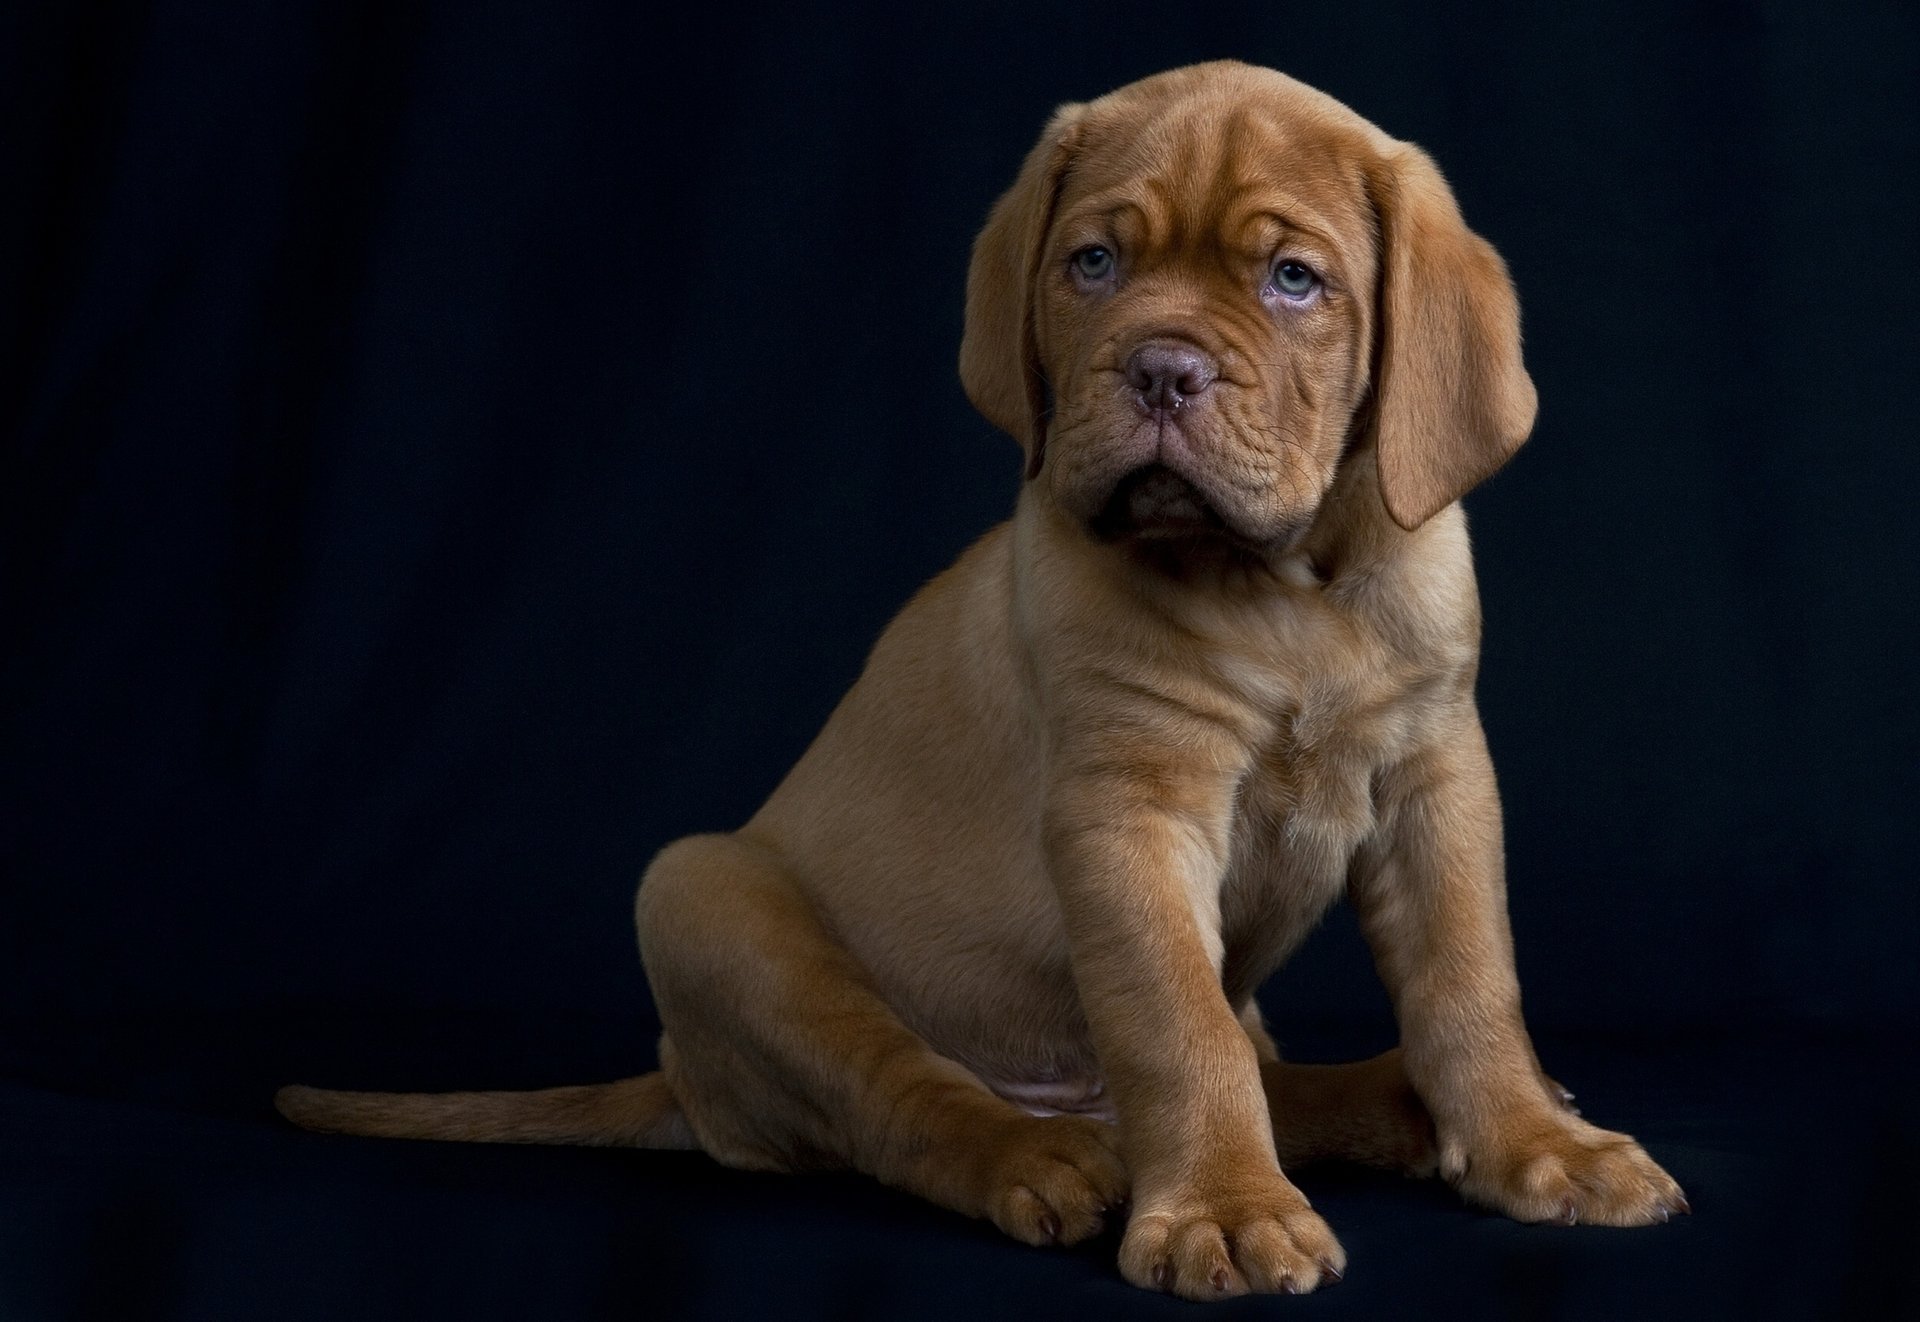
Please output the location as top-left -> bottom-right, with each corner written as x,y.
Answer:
1352,706 -> 1688,1226
1047,750 -> 1345,1299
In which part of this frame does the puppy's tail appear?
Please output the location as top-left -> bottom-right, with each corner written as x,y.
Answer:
274,1072 -> 699,1150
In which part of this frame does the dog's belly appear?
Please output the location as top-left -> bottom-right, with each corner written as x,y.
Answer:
887,934 -> 1108,1093
980,1074 -> 1118,1122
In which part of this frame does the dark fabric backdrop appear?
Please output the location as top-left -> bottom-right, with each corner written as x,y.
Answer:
4,2 -> 1916,1319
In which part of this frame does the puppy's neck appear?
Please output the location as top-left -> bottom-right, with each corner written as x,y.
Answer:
1293,445 -> 1440,584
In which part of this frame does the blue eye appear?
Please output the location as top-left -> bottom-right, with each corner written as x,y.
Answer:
1072,247 -> 1114,281
1272,260 -> 1318,297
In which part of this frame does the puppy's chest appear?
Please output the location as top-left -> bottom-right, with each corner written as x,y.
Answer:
1216,649 -> 1424,985
1233,692 -> 1391,867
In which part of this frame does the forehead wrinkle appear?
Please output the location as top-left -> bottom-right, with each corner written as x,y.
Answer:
1052,182 -> 1169,255
1226,108 -> 1375,263
1069,105 -> 1240,256
1104,198 -> 1156,251
1189,129 -> 1358,269
1068,98 -> 1378,284
1140,173 -> 1189,250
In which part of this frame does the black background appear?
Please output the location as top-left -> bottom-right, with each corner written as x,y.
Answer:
4,2 -> 1916,1318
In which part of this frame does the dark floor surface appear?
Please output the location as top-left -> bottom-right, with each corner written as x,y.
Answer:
3,1011 -> 1912,1321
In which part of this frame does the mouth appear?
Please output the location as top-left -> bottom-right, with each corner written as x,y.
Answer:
1089,464 -> 1231,542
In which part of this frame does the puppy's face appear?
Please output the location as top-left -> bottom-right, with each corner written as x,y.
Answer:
961,63 -> 1538,548
1035,87 -> 1379,548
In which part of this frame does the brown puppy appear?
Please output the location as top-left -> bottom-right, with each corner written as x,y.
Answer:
278,61 -> 1687,1299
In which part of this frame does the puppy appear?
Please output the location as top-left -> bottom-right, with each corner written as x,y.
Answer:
279,61 -> 1686,1299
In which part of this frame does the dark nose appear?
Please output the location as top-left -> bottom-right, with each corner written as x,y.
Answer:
1127,341 -> 1218,413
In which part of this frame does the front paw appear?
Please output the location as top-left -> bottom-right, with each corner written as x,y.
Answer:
1443,1109 -> 1688,1227
1119,1171 -> 1346,1300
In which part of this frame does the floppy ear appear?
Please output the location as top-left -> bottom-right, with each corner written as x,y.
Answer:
959,104 -> 1086,478
1367,145 -> 1538,530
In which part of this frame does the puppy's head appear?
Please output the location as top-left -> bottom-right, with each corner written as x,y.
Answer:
960,62 -> 1537,548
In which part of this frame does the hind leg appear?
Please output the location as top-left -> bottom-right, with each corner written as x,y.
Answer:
1237,1005 -> 1437,1176
637,832 -> 1128,1246
1247,1040 -> 1578,1176
1260,1053 -> 1439,1176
